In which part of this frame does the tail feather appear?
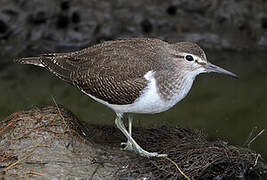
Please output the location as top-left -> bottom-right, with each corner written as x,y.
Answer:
42,58 -> 72,83
15,57 -> 45,67
15,55 -> 74,84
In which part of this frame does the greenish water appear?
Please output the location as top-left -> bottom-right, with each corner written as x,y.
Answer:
1,50 -> 267,159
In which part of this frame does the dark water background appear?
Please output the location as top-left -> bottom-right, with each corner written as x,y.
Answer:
1,49 -> 266,160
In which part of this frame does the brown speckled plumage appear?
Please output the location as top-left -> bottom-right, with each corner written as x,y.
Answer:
15,38 -> 206,104
15,38 -> 239,157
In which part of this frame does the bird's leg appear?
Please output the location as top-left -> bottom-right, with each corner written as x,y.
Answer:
121,114 -> 134,151
128,114 -> 133,136
115,114 -> 167,157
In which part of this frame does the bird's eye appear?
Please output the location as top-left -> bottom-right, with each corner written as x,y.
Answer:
185,55 -> 194,61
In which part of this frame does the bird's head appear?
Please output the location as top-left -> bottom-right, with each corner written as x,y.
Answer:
169,42 -> 238,78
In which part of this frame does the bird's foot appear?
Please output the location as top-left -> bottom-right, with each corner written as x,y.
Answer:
133,145 -> 168,157
121,141 -> 134,151
121,141 -> 167,158
115,115 -> 167,158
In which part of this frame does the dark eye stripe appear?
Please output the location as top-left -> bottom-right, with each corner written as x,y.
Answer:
196,60 -> 206,65
172,54 -> 184,58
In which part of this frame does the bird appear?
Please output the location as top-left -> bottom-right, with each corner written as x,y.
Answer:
15,38 -> 237,158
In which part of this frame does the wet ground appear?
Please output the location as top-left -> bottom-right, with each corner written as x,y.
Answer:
1,49 -> 267,161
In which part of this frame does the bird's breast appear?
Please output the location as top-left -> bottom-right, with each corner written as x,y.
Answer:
105,71 -> 194,114
82,71 -> 195,115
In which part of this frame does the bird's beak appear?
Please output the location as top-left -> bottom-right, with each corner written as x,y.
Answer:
204,62 -> 238,79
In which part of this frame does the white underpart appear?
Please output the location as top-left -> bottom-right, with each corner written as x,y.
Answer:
82,70 -> 199,115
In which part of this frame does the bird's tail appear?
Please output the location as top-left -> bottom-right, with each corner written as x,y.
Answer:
15,55 -> 74,83
15,57 -> 45,67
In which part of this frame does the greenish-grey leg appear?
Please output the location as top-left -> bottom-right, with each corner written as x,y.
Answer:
128,114 -> 133,136
121,114 -> 134,151
115,113 -> 167,157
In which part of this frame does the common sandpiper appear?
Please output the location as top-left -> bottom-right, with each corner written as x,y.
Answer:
15,38 -> 238,157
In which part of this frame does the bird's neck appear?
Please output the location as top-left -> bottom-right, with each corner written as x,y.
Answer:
155,70 -> 197,103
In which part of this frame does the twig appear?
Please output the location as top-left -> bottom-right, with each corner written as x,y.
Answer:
253,154 -> 261,167
22,144 -> 50,153
51,96 -> 68,133
3,152 -> 34,171
163,156 -> 190,180
1,111 -> 21,124
12,124 -> 46,141
248,129 -> 265,148
244,126 -> 257,147
49,98 -> 88,143
51,96 -> 65,121
0,121 -> 15,135
24,171 -> 44,176
89,164 -> 101,180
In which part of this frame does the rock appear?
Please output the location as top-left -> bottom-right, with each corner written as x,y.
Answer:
0,20 -> 8,34
27,11 -> 48,25
0,0 -> 266,62
0,105 -> 264,179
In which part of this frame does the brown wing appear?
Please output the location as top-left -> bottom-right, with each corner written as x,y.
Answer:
70,72 -> 147,105
37,38 -> 172,104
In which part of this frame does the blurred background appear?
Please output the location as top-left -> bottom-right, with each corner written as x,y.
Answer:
0,0 -> 266,160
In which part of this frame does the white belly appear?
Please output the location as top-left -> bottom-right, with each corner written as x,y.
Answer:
83,71 -> 194,115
